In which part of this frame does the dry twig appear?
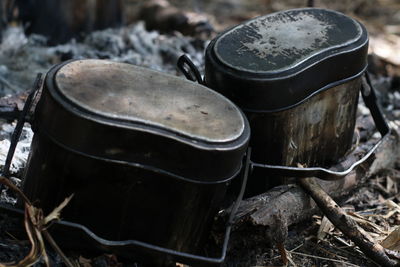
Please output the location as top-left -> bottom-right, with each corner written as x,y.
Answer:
299,177 -> 400,266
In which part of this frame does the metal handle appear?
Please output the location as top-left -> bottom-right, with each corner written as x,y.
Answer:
251,72 -> 391,181
177,54 -> 205,85
2,73 -> 42,178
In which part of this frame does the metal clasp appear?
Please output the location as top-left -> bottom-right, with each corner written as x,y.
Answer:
177,55 -> 205,85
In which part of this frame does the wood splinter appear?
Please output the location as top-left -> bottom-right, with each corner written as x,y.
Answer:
299,177 -> 400,267
269,209 -> 288,265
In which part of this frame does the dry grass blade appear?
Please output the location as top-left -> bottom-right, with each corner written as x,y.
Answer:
347,211 -> 387,234
290,251 -> 361,267
42,230 -> 76,267
286,251 -> 298,267
317,216 -> 334,241
0,176 -> 75,267
27,205 -> 50,267
0,204 -> 44,267
43,194 -> 74,226
386,199 -> 400,212
382,200 -> 400,219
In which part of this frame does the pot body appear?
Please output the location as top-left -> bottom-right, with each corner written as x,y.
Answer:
22,59 -> 250,259
204,8 -> 368,195
245,78 -> 360,193
23,133 -> 228,254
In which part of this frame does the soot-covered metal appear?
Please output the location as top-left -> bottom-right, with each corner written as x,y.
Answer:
205,8 -> 368,112
22,59 -> 250,264
215,9 -> 362,73
205,8 -> 369,195
55,60 -> 244,143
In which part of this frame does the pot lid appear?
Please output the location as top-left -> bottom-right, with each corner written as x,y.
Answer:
205,8 -> 368,112
214,8 -> 363,75
54,59 -> 245,143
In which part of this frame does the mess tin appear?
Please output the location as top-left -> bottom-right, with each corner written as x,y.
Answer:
201,8 -> 386,194
22,59 -> 250,265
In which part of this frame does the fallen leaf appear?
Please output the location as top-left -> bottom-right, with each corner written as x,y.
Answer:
317,216 -> 334,241
78,256 -> 92,267
381,226 -> 400,251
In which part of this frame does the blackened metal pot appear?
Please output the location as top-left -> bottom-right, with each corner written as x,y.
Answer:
204,8 -> 374,194
22,59 -> 250,264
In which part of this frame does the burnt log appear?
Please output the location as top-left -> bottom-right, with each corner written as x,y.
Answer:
0,91 -> 28,121
16,0 -> 123,44
234,120 -> 400,229
0,0 -> 6,40
139,0 -> 213,37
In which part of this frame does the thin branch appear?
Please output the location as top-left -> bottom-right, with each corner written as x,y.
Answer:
42,230 -> 76,267
299,177 -> 399,267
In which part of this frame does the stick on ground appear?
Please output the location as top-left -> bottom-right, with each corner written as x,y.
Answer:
299,177 -> 399,267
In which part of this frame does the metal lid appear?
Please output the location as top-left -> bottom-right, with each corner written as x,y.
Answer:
215,8 -> 362,73
55,59 -> 245,143
35,59 -> 249,182
205,8 -> 369,112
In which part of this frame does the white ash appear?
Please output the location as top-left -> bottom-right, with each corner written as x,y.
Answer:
0,22 -> 207,97
0,27 -> 28,56
0,122 -> 33,204
0,177 -> 22,205
358,100 -> 370,116
0,123 -> 33,174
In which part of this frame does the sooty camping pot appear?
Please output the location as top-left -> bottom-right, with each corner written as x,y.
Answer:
204,8 -> 369,194
22,59 -> 250,263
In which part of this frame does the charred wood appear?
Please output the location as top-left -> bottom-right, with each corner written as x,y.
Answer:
234,121 -> 400,229
16,0 -> 123,45
0,1 -> 5,40
139,0 -> 214,37
0,91 -> 28,121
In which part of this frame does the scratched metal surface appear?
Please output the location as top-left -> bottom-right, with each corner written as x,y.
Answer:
248,78 -> 361,168
214,8 -> 362,73
55,59 -> 245,143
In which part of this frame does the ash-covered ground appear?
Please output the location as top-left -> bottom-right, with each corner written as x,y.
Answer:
0,22 -> 207,97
